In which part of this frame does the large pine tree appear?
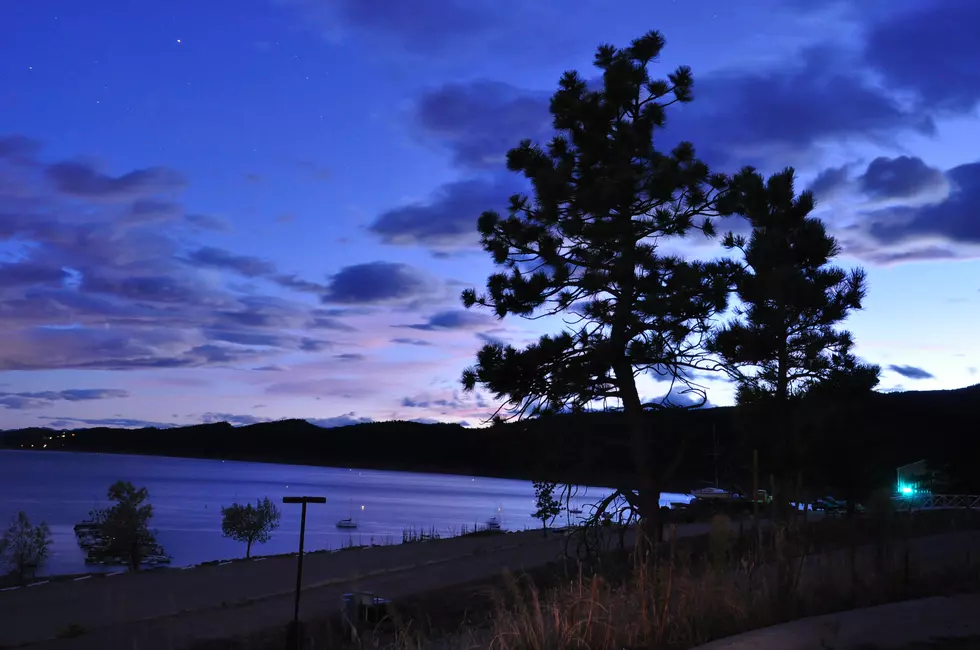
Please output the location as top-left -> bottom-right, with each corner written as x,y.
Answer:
461,31 -> 733,541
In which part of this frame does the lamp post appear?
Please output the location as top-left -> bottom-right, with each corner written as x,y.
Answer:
282,495 -> 326,649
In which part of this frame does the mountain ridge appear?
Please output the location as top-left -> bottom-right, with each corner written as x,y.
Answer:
3,384 -> 979,492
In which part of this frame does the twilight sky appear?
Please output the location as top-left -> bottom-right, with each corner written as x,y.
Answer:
1,0 -> 978,430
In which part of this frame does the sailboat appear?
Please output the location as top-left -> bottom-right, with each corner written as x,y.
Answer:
486,505 -> 503,530
336,499 -> 358,529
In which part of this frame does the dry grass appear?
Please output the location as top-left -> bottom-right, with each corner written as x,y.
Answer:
475,516 -> 980,650
195,510 -> 980,650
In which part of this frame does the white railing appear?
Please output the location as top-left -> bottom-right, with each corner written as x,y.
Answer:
893,494 -> 980,510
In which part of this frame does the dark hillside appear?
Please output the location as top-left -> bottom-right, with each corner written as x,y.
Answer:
3,384 -> 979,492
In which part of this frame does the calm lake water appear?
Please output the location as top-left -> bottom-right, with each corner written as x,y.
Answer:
0,450 -> 689,576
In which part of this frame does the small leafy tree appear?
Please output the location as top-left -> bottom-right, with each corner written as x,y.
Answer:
532,482 -> 562,536
221,497 -> 281,558
461,31 -> 733,543
710,167 -> 879,512
90,481 -> 159,571
0,511 -> 52,584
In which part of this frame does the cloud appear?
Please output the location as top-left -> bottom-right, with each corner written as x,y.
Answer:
809,165 -> 851,200
848,246 -> 961,266
0,388 -> 128,410
306,412 -> 374,428
182,246 -> 277,277
644,386 -> 713,409
0,135 -> 357,372
0,326 -> 204,371
401,395 -> 462,409
200,412 -> 272,426
665,46 -> 934,169
402,309 -> 492,331
475,331 -> 506,346
292,0 -> 496,52
184,213 -> 231,231
37,416 -> 177,429
202,329 -> 290,347
398,388 -> 491,420
307,310 -> 358,332
888,364 -> 934,380
858,156 -> 947,200
369,177 -> 517,249
414,81 -> 552,170
379,32 -> 955,254
390,337 -> 433,347
0,134 -> 41,160
293,338 -> 327,352
322,261 -> 436,304
45,161 -> 185,202
867,161 -> 980,246
864,0 -> 980,113
407,46 -> 934,181
120,198 -> 185,224
286,0 -> 584,70
0,262 -> 69,289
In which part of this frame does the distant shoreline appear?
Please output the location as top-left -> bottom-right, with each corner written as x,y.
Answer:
2,522 -> 518,589
0,446 -> 576,486
6,384 -> 980,495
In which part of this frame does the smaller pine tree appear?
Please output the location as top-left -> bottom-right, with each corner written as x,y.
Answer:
711,166 -> 879,515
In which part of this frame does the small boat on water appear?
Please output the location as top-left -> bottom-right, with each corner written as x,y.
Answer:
568,507 -> 583,515
336,499 -> 358,529
486,515 -> 502,531
690,486 -> 736,500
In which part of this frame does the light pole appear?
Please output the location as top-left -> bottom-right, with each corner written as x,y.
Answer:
282,495 -> 326,649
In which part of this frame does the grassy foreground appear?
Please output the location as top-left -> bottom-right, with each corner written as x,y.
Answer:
191,508 -> 980,650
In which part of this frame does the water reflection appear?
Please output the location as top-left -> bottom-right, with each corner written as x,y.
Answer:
0,450 -> 686,576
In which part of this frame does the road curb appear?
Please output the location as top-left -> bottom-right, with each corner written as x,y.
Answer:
10,532 -> 567,648
690,593 -> 980,650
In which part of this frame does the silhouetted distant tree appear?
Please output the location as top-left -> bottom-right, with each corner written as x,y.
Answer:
0,511 -> 51,585
221,497 -> 281,558
710,167 -> 879,513
803,352 -> 883,511
532,482 -> 562,536
461,31 -> 733,542
90,481 -> 161,571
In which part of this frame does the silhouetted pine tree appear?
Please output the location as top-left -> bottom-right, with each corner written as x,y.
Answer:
461,31 -> 733,542
710,167 -> 880,508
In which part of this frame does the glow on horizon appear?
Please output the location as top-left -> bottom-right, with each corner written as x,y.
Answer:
0,0 -> 978,430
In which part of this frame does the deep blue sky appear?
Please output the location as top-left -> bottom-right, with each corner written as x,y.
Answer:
1,0 -> 978,429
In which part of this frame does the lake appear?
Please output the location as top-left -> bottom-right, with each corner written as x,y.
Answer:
0,450 -> 689,576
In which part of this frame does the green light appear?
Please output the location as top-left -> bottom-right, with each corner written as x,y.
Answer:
899,484 -> 913,495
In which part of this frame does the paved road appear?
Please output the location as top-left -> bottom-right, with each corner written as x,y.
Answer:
12,519 -> 966,650
692,593 -> 980,650
2,523 -> 659,650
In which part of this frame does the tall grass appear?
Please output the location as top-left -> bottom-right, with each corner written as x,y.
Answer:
196,510 -> 980,649
402,523 -> 501,544
479,514 -> 980,650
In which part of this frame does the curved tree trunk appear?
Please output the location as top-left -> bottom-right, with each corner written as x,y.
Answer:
630,418 -> 663,545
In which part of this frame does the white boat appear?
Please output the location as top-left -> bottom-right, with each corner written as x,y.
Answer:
336,499 -> 358,529
690,487 -> 736,500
